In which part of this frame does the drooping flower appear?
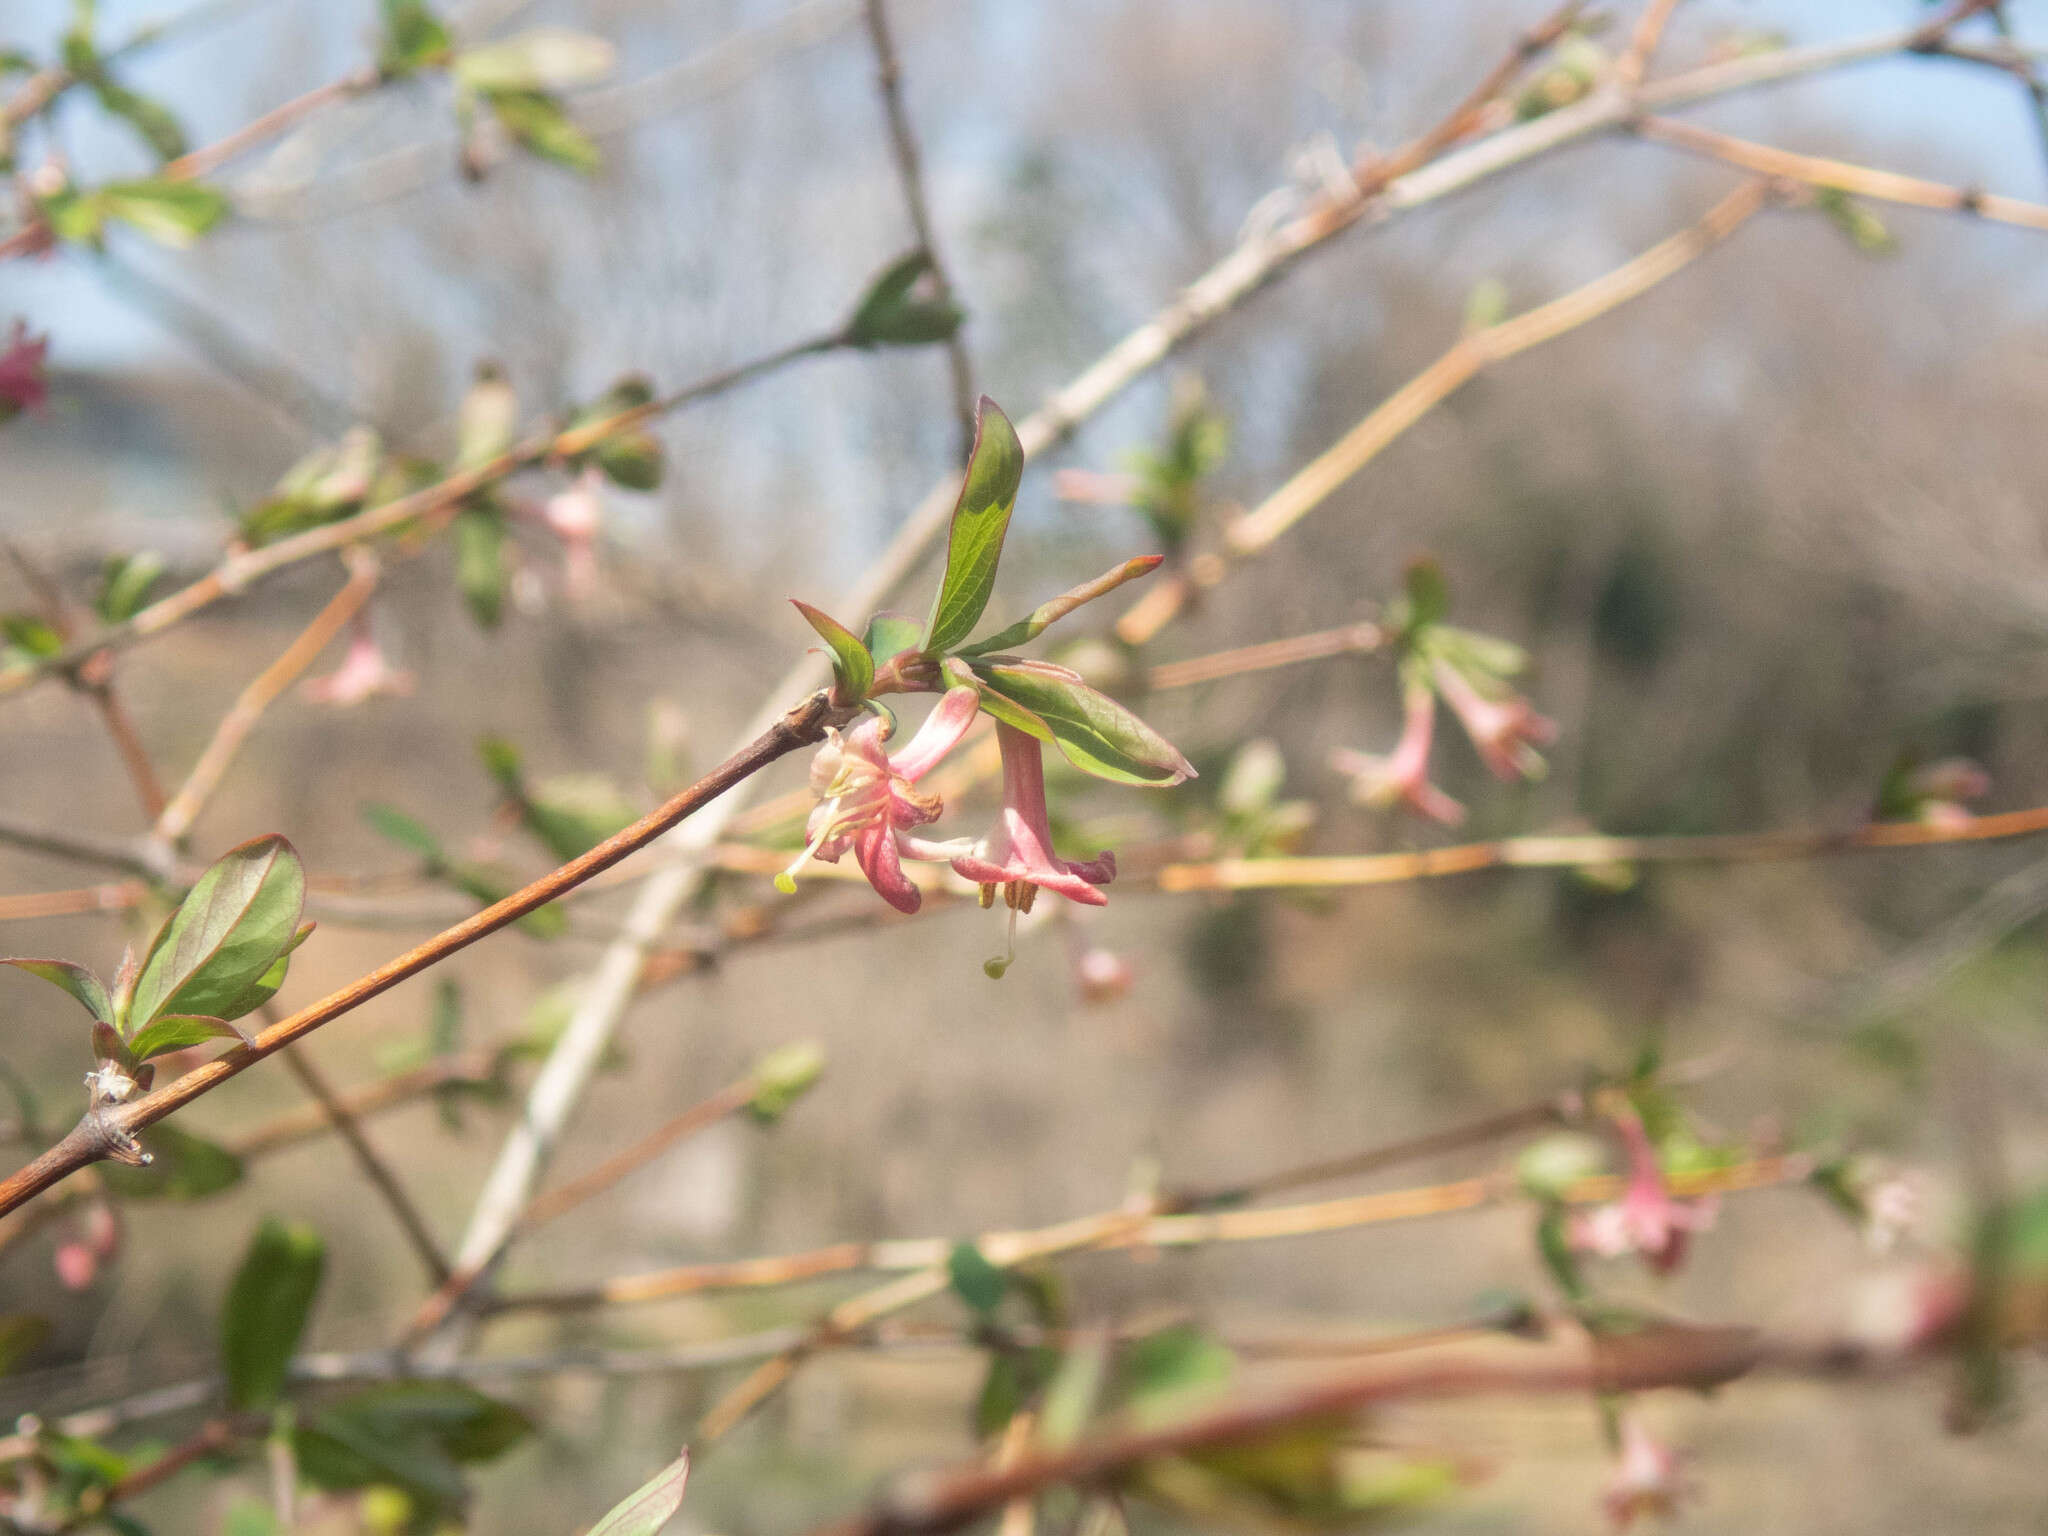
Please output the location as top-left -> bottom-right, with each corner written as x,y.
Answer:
1329,682 -> 1465,825
0,321 -> 50,421
304,622 -> 415,707
1433,658 -> 1556,782
1570,1109 -> 1717,1276
951,723 -> 1117,975
1601,1412 -> 1692,1529
779,686 -> 982,913
544,466 -> 606,600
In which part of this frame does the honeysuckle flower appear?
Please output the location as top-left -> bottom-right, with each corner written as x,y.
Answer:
1073,945 -> 1133,1004
778,686 -> 982,913
1329,682 -> 1465,825
304,622 -> 415,707
1570,1110 -> 1717,1276
1601,1413 -> 1692,1529
0,321 -> 49,420
545,466 -> 606,599
1433,658 -> 1556,782
952,723 -> 1117,976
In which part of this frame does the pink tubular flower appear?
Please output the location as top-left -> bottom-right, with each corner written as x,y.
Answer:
0,321 -> 50,419
1570,1110 -> 1717,1276
544,466 -> 605,600
1601,1413 -> 1692,1529
1073,945 -> 1133,1004
951,723 -> 1117,976
779,686 -> 982,914
1329,682 -> 1465,825
304,623 -> 415,707
1433,658 -> 1556,782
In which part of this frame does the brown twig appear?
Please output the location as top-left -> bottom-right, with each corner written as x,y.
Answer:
403,1069 -> 762,1336
862,0 -> 977,458
1634,115 -> 2048,232
806,1325 -> 1762,1536
275,1042 -> 450,1284
223,1049 -> 502,1159
1121,179 -> 1772,644
160,68 -> 379,183
0,335 -> 840,699
1154,803 -> 2048,892
1613,0 -> 1683,87
1143,621 -> 1386,692
150,551 -> 379,847
0,689 -> 848,1219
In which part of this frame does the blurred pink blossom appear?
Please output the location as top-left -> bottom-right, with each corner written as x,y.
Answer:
1570,1110 -> 1717,1275
1601,1413 -> 1692,1529
1433,658 -> 1556,782
304,625 -> 414,708
1330,682 -> 1465,825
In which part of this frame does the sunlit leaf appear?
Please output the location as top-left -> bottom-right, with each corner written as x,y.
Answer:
792,601 -> 873,704
971,659 -> 1194,787
0,958 -> 113,1024
586,1449 -> 691,1536
923,398 -> 1024,654
129,835 -> 305,1031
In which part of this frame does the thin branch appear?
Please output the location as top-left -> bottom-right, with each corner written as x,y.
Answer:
0,815 -> 166,883
805,1327 -> 1766,1536
0,689 -> 848,1219
223,1048 -> 503,1159
1613,0 -> 1683,87
862,0 -> 977,457
1121,180 -> 1773,644
161,68 -> 380,183
1144,620 -> 1385,692
150,551 -> 378,847
0,334 -> 841,699
274,1041 -> 451,1285
1635,115 -> 2048,232
403,1068 -> 761,1336
1153,803 -> 2048,892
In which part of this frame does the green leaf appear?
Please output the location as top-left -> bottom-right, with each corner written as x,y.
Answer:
1401,557 -> 1449,630
843,250 -> 965,348
863,611 -> 925,664
38,187 -> 107,247
454,28 -> 615,92
100,1124 -> 244,1199
0,1314 -> 51,1376
454,505 -> 508,627
297,1384 -> 532,1513
97,551 -> 164,623
128,1013 -> 244,1061
923,398 -> 1025,653
1036,1333 -> 1107,1450
0,958 -> 113,1024
362,802 -> 445,864
99,179 -> 228,248
222,1218 -> 325,1411
478,734 -> 524,795
2,614 -> 64,658
586,1450 -> 691,1536
90,78 -> 186,160
1121,1325 -> 1233,1425
957,556 -> 1165,656
129,835 -> 306,1032
380,0 -> 452,76
484,89 -> 600,174
595,431 -> 662,490
746,1041 -> 825,1125
522,776 -> 637,863
971,660 -> 1194,786
973,1346 -> 1059,1439
947,1241 -> 1008,1315
792,601 -> 874,703
455,365 -> 517,469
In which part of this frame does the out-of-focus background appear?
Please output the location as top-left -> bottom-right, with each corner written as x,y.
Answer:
5,1 -> 2048,1531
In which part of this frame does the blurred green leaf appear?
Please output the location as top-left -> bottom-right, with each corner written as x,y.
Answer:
101,1123 -> 244,1199
947,1241 -> 1008,1315
380,0 -> 452,76
923,398 -> 1024,653
2,614 -> 63,658
843,250 -> 964,348
296,1383 -> 531,1516
0,1314 -> 50,1376
455,364 -> 517,469
99,178 -> 227,247
586,1449 -> 691,1536
454,505 -> 508,627
863,611 -> 925,664
363,802 -> 446,864
484,89 -> 600,174
746,1041 -> 826,1125
957,556 -> 1164,658
1121,1324 -> 1233,1425
96,551 -> 164,623
222,1218 -> 325,1411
